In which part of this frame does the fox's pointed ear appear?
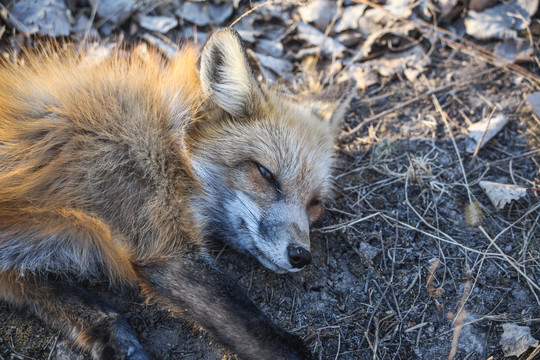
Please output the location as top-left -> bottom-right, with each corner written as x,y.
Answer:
307,80 -> 356,128
200,28 -> 264,118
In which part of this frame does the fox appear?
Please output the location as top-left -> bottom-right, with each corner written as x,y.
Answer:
0,28 -> 355,359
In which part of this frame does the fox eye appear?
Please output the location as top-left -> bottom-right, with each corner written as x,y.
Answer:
257,163 -> 274,182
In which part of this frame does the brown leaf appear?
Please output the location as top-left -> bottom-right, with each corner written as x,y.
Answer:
465,113 -> 508,153
479,181 -> 528,210
494,38 -> 534,66
465,0 -> 539,40
10,0 -> 70,37
500,323 -> 539,357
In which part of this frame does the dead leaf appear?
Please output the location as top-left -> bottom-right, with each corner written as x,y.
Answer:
296,21 -> 347,56
527,92 -> 540,117
10,0 -> 70,37
371,45 -> 430,81
465,0 -> 539,40
466,113 -> 508,153
337,63 -> 379,91
298,0 -> 337,31
354,25 -> 414,60
500,323 -> 539,357
255,39 -> 284,57
335,0 -> 412,39
253,52 -> 293,79
138,15 -> 178,34
179,1 -> 233,26
479,181 -> 527,210
494,38 -> 534,66
334,4 -> 367,33
96,0 -> 136,26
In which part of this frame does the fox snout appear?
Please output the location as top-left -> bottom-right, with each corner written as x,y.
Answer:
287,245 -> 311,269
257,219 -> 312,271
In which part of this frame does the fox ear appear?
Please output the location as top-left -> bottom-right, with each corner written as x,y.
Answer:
306,80 -> 356,128
200,28 -> 264,118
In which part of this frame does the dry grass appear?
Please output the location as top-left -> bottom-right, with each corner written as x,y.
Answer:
324,41 -> 539,359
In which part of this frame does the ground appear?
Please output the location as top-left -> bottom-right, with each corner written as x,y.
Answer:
1,2 -> 539,360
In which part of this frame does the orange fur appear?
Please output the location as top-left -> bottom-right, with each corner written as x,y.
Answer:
0,29 -> 354,359
0,43 -> 204,283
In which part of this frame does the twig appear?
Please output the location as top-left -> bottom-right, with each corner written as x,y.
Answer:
470,107 -> 497,165
478,226 -> 540,304
382,211 -> 488,256
448,273 -> 472,360
340,68 -> 498,140
424,74 -> 473,204
47,336 -> 59,360
229,1 -> 272,28
372,315 -> 379,360
526,344 -> 540,360
83,1 -> 98,43
404,321 -> 428,333
351,0 -> 540,84
316,212 -> 380,232
373,279 -> 396,317
416,304 -> 428,347
334,330 -> 341,360
314,0 -> 343,71
426,259 -> 442,299
428,314 -> 508,340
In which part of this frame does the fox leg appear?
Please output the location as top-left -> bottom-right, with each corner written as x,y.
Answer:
0,271 -> 149,360
136,252 -> 311,360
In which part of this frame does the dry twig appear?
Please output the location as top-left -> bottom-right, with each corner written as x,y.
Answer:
340,68 -> 498,140
351,0 -> 540,84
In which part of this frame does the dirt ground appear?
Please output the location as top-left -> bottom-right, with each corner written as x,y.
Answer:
1,2 -> 540,360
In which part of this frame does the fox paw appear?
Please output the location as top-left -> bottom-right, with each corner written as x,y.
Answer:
89,317 -> 149,360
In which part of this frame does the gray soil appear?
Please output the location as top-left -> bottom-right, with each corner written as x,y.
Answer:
1,9 -> 540,360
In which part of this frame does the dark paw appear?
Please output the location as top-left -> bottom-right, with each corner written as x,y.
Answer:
90,318 -> 150,360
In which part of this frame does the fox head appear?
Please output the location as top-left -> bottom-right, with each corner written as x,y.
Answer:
187,29 -> 355,273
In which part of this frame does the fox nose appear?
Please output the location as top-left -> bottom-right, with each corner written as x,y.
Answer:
287,245 -> 312,268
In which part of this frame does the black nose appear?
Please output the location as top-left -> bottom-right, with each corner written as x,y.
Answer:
287,245 -> 312,268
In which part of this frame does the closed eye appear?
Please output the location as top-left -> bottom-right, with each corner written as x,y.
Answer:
257,163 -> 274,182
256,162 -> 281,192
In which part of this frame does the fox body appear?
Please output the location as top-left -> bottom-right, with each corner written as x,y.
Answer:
0,29 -> 354,359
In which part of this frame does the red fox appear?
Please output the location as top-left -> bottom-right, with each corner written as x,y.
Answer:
0,29 -> 354,359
